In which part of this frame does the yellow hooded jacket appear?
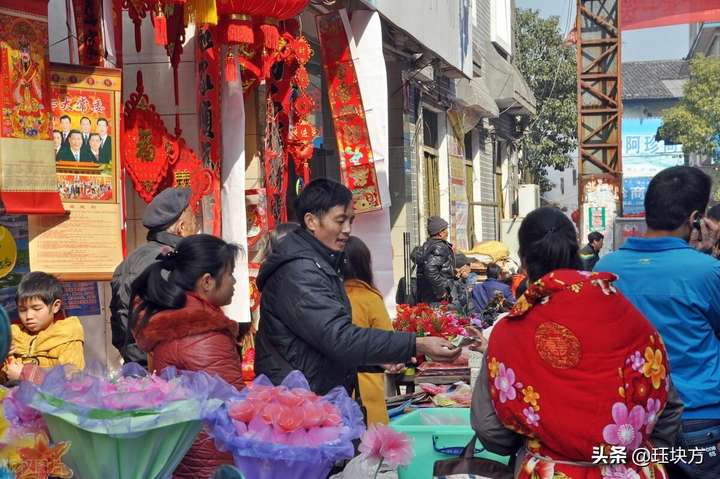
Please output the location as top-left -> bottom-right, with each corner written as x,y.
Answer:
344,279 -> 392,425
10,316 -> 85,371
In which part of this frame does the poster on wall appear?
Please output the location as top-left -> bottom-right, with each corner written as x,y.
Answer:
581,177 -> 620,255
0,214 -> 29,319
50,64 -> 121,203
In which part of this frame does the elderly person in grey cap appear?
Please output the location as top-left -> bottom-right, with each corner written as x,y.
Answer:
411,215 -> 456,304
110,187 -> 198,365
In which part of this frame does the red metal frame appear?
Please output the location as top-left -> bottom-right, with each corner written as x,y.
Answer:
576,0 -> 623,212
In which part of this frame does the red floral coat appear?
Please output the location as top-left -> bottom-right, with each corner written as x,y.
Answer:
472,270 -> 683,479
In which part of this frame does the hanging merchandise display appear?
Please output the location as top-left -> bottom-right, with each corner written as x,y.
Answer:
196,24 -> 223,235
317,10 -> 382,214
245,188 -> 268,254
72,0 -> 104,65
122,71 -> 180,203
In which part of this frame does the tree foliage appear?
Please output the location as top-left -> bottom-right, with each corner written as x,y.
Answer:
659,55 -> 720,159
514,8 -> 577,192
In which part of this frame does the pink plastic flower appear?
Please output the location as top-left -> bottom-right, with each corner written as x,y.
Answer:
626,351 -> 644,371
601,465 -> 641,479
494,363 -> 517,403
359,424 -> 413,467
602,402 -> 646,450
645,398 -> 662,434
523,407 -> 540,427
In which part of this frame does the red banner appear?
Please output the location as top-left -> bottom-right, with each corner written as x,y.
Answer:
622,0 -> 720,31
196,25 -> 222,235
317,11 -> 381,214
73,0 -> 104,65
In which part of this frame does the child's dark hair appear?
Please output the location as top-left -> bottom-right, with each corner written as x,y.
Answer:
16,272 -> 64,306
131,234 -> 241,329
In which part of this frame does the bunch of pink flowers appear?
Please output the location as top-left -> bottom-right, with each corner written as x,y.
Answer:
227,384 -> 346,447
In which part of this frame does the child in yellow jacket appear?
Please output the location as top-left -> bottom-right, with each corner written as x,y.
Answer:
3,272 -> 85,383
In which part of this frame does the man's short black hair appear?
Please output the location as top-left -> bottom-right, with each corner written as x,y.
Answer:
59,115 -> 71,122
68,129 -> 82,138
16,272 -> 64,307
588,231 -> 604,244
80,116 -> 91,124
486,263 -> 501,280
295,178 -> 353,228
645,166 -> 711,231
97,118 -> 109,126
707,204 -> 720,222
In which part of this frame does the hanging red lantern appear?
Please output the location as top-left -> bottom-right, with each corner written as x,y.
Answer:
215,0 -> 309,21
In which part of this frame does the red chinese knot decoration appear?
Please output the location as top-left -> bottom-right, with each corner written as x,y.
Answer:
122,71 -> 180,203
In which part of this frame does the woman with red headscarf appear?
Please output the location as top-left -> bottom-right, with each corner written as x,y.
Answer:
471,207 -> 683,479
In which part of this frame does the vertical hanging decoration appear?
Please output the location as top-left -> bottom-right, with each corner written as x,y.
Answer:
72,0 -> 104,65
263,95 -> 286,228
196,24 -> 223,235
286,33 -> 315,184
122,72 -> 180,203
122,0 -> 151,52
317,10 -> 381,214
164,140 -> 214,211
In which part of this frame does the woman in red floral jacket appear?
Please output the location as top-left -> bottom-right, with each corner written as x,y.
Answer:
471,207 -> 683,479
132,234 -> 245,479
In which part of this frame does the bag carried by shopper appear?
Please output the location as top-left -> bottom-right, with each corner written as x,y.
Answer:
433,437 -> 513,479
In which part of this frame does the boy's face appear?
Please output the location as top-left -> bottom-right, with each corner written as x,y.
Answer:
18,297 -> 61,333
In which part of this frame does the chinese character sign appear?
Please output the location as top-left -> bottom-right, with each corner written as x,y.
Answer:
50,65 -> 122,203
622,117 -> 683,178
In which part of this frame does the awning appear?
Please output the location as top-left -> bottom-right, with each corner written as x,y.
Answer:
482,39 -> 537,116
0,138 -> 66,215
454,77 -> 499,118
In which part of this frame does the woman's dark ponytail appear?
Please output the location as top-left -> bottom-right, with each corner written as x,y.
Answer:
518,207 -> 582,282
130,234 -> 241,331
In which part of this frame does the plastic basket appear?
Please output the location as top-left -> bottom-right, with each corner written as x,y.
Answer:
390,408 -> 509,479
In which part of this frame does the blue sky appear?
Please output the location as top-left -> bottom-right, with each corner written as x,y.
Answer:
516,0 -> 691,61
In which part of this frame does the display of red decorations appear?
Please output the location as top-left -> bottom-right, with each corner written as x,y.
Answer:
394,303 -> 470,339
122,71 -> 180,203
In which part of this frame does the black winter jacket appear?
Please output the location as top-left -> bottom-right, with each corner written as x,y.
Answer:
255,229 -> 416,395
414,237 -> 456,303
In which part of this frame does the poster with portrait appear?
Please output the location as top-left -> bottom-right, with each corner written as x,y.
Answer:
50,64 -> 121,204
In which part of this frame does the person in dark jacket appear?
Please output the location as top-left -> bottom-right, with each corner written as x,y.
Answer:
132,234 -> 243,478
414,216 -> 455,304
472,263 -> 515,312
255,179 -> 463,395
110,187 -> 198,366
579,231 -> 604,271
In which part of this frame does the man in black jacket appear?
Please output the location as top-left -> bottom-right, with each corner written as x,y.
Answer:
109,188 -> 198,365
414,216 -> 456,304
579,231 -> 604,271
255,179 -> 461,395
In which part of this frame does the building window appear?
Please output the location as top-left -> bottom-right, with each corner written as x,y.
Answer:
490,0 -> 512,55
423,110 -> 438,148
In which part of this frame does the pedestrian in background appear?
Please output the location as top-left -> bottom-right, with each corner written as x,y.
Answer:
344,235 -> 394,425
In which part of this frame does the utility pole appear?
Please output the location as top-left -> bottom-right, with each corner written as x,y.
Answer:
576,0 -> 623,250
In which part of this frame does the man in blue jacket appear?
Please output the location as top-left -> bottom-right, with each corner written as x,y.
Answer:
595,166 -> 720,478
472,263 -> 515,312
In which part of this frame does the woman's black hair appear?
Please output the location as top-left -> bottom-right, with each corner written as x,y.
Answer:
342,236 -> 375,289
518,207 -> 582,282
265,222 -> 299,256
130,234 -> 240,330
